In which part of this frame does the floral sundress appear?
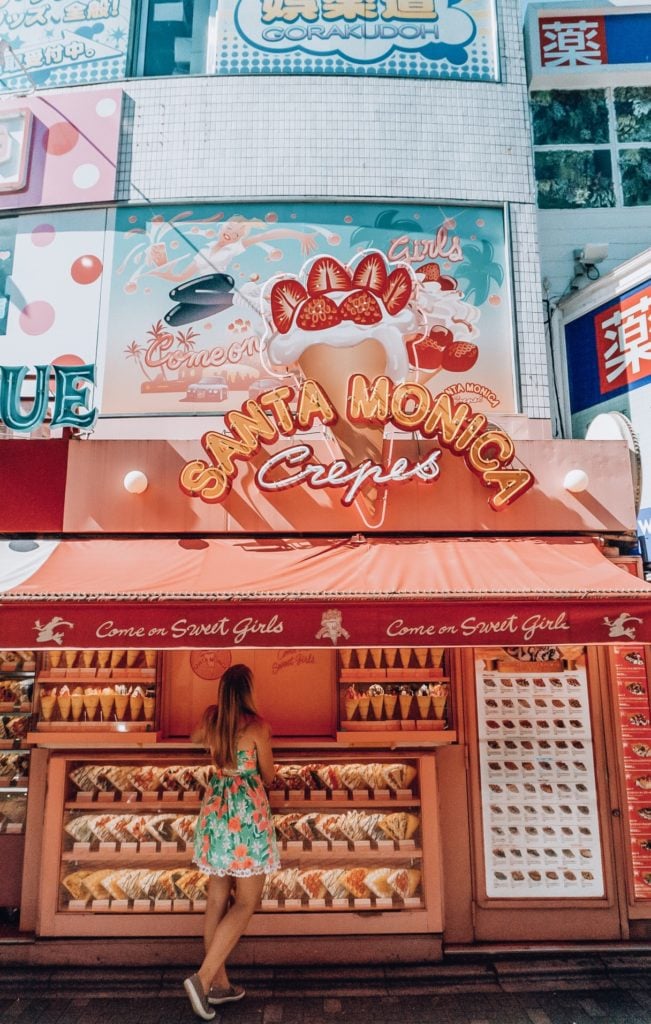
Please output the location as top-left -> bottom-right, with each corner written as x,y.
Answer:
193,747 -> 280,877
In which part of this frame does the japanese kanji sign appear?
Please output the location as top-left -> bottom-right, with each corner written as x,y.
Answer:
563,276 -> 651,543
596,288 -> 651,396
215,0 -> 499,80
539,15 -> 607,68
534,9 -> 651,76
0,0 -> 132,92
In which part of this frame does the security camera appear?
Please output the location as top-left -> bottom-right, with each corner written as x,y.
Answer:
574,244 -> 609,266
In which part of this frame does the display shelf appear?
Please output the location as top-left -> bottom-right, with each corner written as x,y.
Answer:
336,729 -> 456,747
36,721 -> 155,732
340,670 -> 447,683
37,752 -> 440,936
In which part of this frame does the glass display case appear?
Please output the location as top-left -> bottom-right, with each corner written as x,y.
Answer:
37,750 -> 442,937
0,651 -> 35,908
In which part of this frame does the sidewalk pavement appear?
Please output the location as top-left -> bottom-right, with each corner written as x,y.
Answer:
2,951 -> 651,1024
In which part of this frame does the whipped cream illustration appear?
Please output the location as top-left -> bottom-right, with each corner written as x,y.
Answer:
262,250 -> 418,383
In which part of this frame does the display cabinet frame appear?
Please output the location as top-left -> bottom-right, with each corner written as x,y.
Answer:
35,747 -> 443,938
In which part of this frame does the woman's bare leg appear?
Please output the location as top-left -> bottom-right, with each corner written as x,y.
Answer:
204,875 -> 233,989
196,874 -> 265,994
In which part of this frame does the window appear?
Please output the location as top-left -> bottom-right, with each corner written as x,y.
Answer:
135,0 -> 214,77
530,88 -> 651,209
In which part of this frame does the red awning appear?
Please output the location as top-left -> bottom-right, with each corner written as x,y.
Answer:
1,536 -> 650,648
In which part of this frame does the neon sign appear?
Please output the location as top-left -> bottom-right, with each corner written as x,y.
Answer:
179,377 -> 534,511
0,364 -> 97,432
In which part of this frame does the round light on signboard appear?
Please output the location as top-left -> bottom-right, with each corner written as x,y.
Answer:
564,469 -> 589,494
123,470 -> 148,494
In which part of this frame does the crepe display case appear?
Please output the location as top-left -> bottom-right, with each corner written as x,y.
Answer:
36,750 -> 442,937
0,651 -> 35,909
337,647 -> 455,745
0,650 -> 35,749
33,650 -> 160,734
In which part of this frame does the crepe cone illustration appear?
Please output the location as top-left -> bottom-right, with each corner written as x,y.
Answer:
143,695 -> 156,721
40,691 -> 56,721
126,650 -> 140,668
48,650 -> 63,669
83,692 -> 100,721
297,339 -> 389,514
111,649 -> 125,668
57,690 -> 71,721
114,692 -> 129,721
370,694 -> 384,720
97,651 -> 111,669
432,696 -> 447,720
357,694 -> 370,720
369,648 -> 383,669
414,648 -> 428,669
384,648 -> 399,668
144,651 -> 157,669
130,689 -> 144,721
383,693 -> 398,719
399,692 -> 413,719
99,690 -> 115,721
340,650 -> 353,670
81,650 -> 95,669
64,651 -> 77,669
70,691 -> 84,721
416,694 -> 431,719
399,648 -> 412,669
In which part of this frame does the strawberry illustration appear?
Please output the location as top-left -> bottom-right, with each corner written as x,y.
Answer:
351,253 -> 388,296
417,262 -> 457,291
442,341 -> 479,372
296,295 -> 342,331
382,267 -> 412,315
270,278 -> 308,334
428,325 -> 454,348
339,289 -> 383,325
306,256 -> 352,296
406,330 -> 450,371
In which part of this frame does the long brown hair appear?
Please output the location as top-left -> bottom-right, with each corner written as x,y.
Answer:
204,664 -> 258,768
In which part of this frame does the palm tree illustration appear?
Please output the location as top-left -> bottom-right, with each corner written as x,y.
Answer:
350,209 -> 424,250
176,327 -> 200,353
145,320 -> 173,380
176,327 -> 200,382
123,340 -> 153,381
454,239 -> 504,306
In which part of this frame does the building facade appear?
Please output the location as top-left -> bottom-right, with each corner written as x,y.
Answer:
2,0 -> 651,960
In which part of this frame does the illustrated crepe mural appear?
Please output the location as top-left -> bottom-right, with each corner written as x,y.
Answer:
103,202 -> 514,524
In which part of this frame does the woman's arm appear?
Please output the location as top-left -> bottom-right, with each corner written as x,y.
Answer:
190,704 -> 217,746
253,720 -> 276,787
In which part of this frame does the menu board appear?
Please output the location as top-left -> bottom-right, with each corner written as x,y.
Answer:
476,660 -> 604,898
612,646 -> 651,901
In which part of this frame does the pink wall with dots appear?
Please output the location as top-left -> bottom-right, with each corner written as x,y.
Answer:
0,88 -> 122,211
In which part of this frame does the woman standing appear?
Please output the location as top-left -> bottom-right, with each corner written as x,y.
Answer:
184,664 -> 280,1021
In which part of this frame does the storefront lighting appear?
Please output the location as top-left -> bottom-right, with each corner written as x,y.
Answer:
123,470 -> 149,494
563,469 -> 589,493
